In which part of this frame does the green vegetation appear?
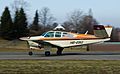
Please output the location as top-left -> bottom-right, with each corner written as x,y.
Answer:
14,8 -> 29,39
0,7 -> 13,39
0,6 -> 29,40
0,60 -> 120,74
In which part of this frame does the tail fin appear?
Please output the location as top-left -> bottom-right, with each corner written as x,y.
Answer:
94,25 -> 112,38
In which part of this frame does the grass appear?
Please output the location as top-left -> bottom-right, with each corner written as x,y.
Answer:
0,39 -> 28,49
0,60 -> 120,74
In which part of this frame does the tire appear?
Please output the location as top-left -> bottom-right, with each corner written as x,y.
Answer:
28,51 -> 33,56
45,51 -> 50,56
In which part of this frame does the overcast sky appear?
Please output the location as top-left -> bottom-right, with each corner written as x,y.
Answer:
0,0 -> 120,27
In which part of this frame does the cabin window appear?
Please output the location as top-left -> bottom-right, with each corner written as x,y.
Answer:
62,32 -> 68,37
55,32 -> 61,37
44,32 -> 54,37
67,34 -> 74,38
63,32 -> 74,38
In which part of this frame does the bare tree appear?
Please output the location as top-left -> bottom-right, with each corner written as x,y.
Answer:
80,9 -> 98,34
64,9 -> 98,34
63,21 -> 74,32
39,7 -> 55,31
64,9 -> 84,32
11,0 -> 31,28
11,0 -> 29,12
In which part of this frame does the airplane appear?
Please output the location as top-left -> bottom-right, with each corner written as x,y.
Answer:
20,25 -> 113,56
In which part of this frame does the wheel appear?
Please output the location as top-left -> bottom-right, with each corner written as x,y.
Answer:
45,51 -> 50,56
28,51 -> 33,56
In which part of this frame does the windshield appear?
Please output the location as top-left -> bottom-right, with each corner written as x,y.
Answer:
44,32 -> 54,37
41,32 -> 47,36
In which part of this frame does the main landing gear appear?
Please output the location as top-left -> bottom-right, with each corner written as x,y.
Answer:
28,48 -> 33,56
87,45 -> 89,51
57,47 -> 64,55
44,47 -> 64,56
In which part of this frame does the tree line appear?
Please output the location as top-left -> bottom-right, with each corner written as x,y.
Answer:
0,6 -> 96,39
0,7 -> 29,40
0,2 -> 120,41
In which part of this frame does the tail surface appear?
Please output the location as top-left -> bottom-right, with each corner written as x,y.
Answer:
94,25 -> 112,38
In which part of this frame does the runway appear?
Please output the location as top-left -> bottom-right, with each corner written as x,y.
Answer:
0,52 -> 120,60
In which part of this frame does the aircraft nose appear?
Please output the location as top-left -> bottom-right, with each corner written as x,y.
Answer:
19,37 -> 30,40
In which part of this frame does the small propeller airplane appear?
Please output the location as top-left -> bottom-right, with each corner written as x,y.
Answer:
20,25 -> 112,56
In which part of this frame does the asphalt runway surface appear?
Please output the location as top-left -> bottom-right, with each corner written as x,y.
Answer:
0,52 -> 120,60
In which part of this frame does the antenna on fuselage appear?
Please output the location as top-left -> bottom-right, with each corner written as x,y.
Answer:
85,31 -> 88,35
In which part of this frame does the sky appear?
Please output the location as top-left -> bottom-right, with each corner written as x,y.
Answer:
0,0 -> 120,27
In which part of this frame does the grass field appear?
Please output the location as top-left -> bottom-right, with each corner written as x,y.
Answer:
0,60 -> 120,74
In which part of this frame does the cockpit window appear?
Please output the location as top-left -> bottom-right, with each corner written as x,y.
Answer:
44,32 -> 54,37
55,32 -> 61,37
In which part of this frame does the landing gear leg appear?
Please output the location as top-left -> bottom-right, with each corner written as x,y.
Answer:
87,45 -> 89,51
57,47 -> 64,55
